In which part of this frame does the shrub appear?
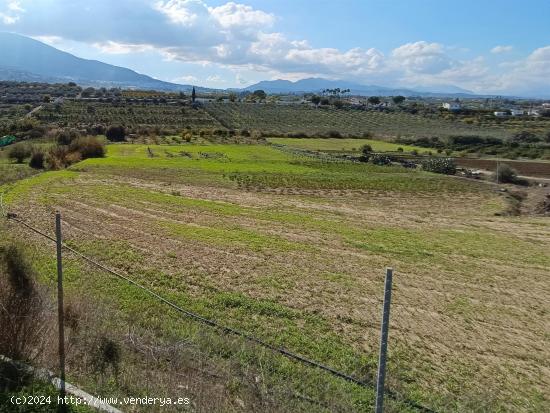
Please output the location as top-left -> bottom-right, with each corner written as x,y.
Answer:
511,131 -> 540,143
0,244 -> 50,362
69,136 -> 105,159
361,144 -> 373,155
494,163 -> 527,185
29,150 -> 45,169
106,125 -> 126,142
8,143 -> 31,163
93,337 -> 121,376
46,145 -> 81,170
56,129 -> 80,145
421,157 -> 457,175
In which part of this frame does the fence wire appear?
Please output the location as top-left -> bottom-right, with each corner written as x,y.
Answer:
6,212 -> 436,412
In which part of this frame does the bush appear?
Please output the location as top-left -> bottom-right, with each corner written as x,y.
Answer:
0,244 -> 50,362
29,150 -> 45,169
421,157 -> 457,175
46,145 -> 80,170
56,129 -> 80,145
106,125 -> 126,142
68,137 -> 105,159
361,144 -> 373,155
494,163 -> 527,185
8,143 -> 31,163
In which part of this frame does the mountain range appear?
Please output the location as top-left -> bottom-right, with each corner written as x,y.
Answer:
1,31 -> 485,97
240,78 -> 475,97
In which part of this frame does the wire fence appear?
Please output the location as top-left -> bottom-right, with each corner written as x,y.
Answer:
3,211 -> 438,413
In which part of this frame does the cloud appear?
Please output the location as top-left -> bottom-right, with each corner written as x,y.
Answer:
206,74 -> 223,83
172,75 -> 198,83
491,45 -> 513,54
392,41 -> 453,74
209,2 -> 274,29
0,0 -> 24,24
93,41 -> 154,54
2,0 -> 550,95
31,35 -> 63,45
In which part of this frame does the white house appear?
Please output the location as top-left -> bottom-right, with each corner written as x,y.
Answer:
494,111 -> 508,117
528,108 -> 540,117
510,109 -> 524,116
442,102 -> 461,111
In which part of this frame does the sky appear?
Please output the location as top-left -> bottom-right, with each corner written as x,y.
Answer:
1,0 -> 550,96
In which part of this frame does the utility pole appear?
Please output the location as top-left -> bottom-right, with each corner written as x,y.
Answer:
55,212 -> 66,412
375,268 -> 393,413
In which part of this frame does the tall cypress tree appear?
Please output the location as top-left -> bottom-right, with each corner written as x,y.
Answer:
191,86 -> 196,103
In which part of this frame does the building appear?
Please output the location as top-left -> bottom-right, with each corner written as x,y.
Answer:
442,102 -> 461,111
494,111 -> 508,117
510,109 -> 524,116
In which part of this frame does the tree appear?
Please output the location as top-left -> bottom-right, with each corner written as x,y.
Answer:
392,95 -> 406,105
106,125 -> 126,142
191,87 -> 196,103
29,150 -> 45,169
228,92 -> 237,102
361,144 -> 373,156
545,131 -> 550,143
43,95 -> 51,103
494,163 -> 518,184
8,143 -> 31,164
368,96 -> 381,106
310,95 -> 321,105
253,90 -> 267,101
81,87 -> 95,98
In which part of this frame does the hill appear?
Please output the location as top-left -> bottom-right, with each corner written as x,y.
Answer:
0,32 -> 197,91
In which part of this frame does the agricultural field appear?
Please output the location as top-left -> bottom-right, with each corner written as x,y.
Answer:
267,137 -> 434,154
34,101 -> 223,131
2,142 -> 549,412
205,103 -> 511,138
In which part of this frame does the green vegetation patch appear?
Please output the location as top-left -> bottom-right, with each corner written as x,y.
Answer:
159,220 -> 313,253
348,226 -> 550,267
268,137 -> 433,153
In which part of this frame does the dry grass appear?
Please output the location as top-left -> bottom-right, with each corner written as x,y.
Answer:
2,143 -> 549,412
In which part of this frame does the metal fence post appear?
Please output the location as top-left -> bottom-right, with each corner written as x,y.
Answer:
375,267 -> 393,413
55,211 -> 66,410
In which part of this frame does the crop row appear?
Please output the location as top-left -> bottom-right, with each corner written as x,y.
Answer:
204,103 -> 509,138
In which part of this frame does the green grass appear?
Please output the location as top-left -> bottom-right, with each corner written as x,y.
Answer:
159,220 -> 313,253
268,137 -> 434,154
67,143 -> 475,194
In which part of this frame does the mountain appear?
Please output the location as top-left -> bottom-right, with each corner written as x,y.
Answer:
241,77 -> 481,97
0,32 -> 199,91
410,84 -> 474,95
